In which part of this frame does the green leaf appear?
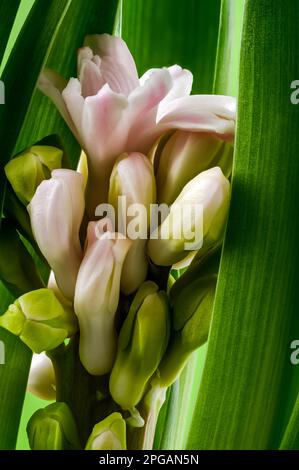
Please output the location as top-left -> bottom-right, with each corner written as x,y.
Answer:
155,346 -> 207,449
213,0 -> 244,96
187,0 -> 299,449
122,0 -> 221,93
0,0 -> 20,64
280,391 -> 299,449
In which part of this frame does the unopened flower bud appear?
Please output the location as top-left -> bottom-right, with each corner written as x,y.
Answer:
85,412 -> 126,450
147,167 -> 230,266
158,264 -> 217,387
27,402 -> 80,450
0,219 -> 44,296
108,152 -> 156,294
74,221 -> 131,375
153,130 -> 232,204
27,353 -> 56,401
0,288 -> 78,353
109,281 -> 170,410
28,169 -> 85,299
5,146 -> 63,205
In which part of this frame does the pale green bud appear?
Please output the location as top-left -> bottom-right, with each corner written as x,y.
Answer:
27,402 -> 80,450
0,219 -> 44,297
157,259 -> 217,387
0,288 -> 77,353
109,281 -> 170,410
85,413 -> 126,450
148,167 -> 230,266
153,130 -> 233,204
5,145 -> 63,205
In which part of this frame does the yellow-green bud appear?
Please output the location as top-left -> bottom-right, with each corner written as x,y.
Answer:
0,219 -> 44,296
153,130 -> 233,204
109,281 -> 170,410
148,167 -> 230,266
85,413 -> 126,450
0,288 -> 77,353
4,145 -> 63,205
158,258 -> 218,387
27,402 -> 80,450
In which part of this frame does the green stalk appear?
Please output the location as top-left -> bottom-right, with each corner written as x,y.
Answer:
187,0 -> 299,449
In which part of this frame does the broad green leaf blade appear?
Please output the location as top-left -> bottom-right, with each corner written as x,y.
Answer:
0,0 -> 20,64
213,0 -> 244,96
280,391 -> 299,449
122,0 -> 221,93
187,0 -> 299,449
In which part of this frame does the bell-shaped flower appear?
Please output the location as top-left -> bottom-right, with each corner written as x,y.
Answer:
108,152 -> 156,294
27,169 -> 85,300
74,220 -> 131,375
27,402 -> 81,450
38,34 -> 236,216
152,130 -> 233,205
147,167 -> 230,266
5,145 -> 63,205
85,413 -> 126,450
109,281 -> 170,410
27,353 -> 56,401
0,288 -> 78,353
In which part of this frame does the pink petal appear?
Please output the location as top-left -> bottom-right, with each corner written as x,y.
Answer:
126,68 -> 173,152
78,47 -> 106,98
81,84 -> 129,161
158,94 -> 236,122
81,84 -> 129,213
28,170 -> 85,300
62,78 -> 85,140
162,65 -> 193,103
38,70 -> 80,140
156,95 -> 236,138
84,34 -> 139,96
77,47 -> 94,72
